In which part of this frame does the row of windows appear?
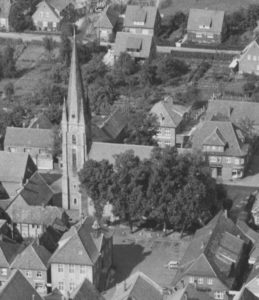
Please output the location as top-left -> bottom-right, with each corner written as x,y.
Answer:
247,55 -> 259,61
39,11 -> 50,18
196,33 -> 214,38
214,291 -> 225,299
0,268 -> 7,276
8,147 -> 48,154
26,270 -> 42,278
58,264 -> 87,274
203,145 -> 224,152
58,281 -> 76,291
189,276 -> 213,285
158,128 -> 172,136
209,156 -> 244,165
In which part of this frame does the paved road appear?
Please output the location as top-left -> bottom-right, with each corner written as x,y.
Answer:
157,45 -> 240,55
0,31 -> 61,42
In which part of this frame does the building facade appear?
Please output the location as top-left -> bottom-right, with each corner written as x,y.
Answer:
0,0 -> 11,31
237,40 -> 259,75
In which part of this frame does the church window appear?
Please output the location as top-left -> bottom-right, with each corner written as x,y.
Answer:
74,198 -> 77,205
72,135 -> 76,145
72,149 -> 77,175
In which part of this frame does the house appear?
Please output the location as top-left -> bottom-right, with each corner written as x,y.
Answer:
32,0 -> 61,31
29,114 -> 53,130
0,0 -> 11,31
10,241 -> 51,295
114,32 -> 156,61
205,98 -> 259,134
251,192 -> 259,225
190,119 -> 249,180
0,152 -> 37,199
123,5 -> 160,36
232,40 -> 259,75
96,5 -> 119,42
4,126 -> 54,170
0,239 -> 23,287
173,211 -> 251,300
150,96 -> 191,147
49,217 -> 112,295
233,286 -> 259,300
186,8 -> 225,44
111,271 -> 163,300
70,277 -> 105,300
0,270 -> 43,300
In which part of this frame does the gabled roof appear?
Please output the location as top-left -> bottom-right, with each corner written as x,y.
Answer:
5,127 -> 53,149
29,114 -> 53,129
238,40 -> 259,64
112,271 -> 163,300
0,152 -> 36,183
174,211 -> 250,289
89,142 -> 153,164
203,127 -> 226,146
114,32 -> 154,59
190,120 -> 248,157
49,220 -> 99,266
237,220 -> 259,244
124,5 -> 158,29
0,270 -> 43,300
187,8 -> 224,34
97,5 -> 119,29
11,241 -> 51,271
20,172 -> 54,206
0,0 -> 11,19
45,288 -> 63,300
70,277 -> 105,300
47,0 -> 75,12
151,98 -> 190,128
206,99 -> 259,127
0,241 -> 22,268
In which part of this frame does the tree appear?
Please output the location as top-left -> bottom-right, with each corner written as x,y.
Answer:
8,2 -> 33,32
59,34 -> 72,66
43,37 -> 55,60
238,117 -> 256,145
81,54 -> 107,84
79,160 -> 115,219
2,46 -> 16,78
124,109 -> 159,146
156,55 -> 189,83
44,104 -> 62,125
243,81 -> 256,96
3,82 -> 14,102
139,60 -> 157,86
52,125 -> 62,159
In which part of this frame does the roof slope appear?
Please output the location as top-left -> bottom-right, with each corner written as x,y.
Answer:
20,172 -> 54,206
0,270 -> 43,300
70,278 -> 105,300
48,0 -> 75,12
174,212 -> 250,289
29,114 -> 53,129
112,271 -> 163,300
0,241 -> 22,268
97,5 -> 119,29
49,222 -> 99,266
187,8 -> 224,34
11,242 -> 51,271
89,142 -> 153,164
124,5 -> 158,29
170,283 -> 214,300
206,99 -> 259,126
114,32 -> 153,59
190,120 -> 248,157
5,127 -> 53,148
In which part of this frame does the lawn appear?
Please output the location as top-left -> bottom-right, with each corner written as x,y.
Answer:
159,0 -> 258,15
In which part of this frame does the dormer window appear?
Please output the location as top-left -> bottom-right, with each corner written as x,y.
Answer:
198,16 -> 212,29
126,37 -> 142,53
133,9 -> 147,26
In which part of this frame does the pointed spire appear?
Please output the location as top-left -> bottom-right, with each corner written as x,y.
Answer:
67,29 -> 86,125
62,97 -> 67,125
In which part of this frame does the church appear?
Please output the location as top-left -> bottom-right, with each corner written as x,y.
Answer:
61,36 -> 153,219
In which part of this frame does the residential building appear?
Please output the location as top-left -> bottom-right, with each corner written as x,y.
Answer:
150,96 -> 191,147
0,0 -> 11,31
173,211 -> 251,300
205,98 -> 259,134
28,114 -> 53,129
111,271 -> 163,300
0,152 -> 37,199
114,32 -> 156,61
32,0 -> 61,31
4,127 -> 54,170
186,8 -> 225,44
123,5 -> 161,36
0,270 -> 43,300
96,5 -> 119,42
10,241 -> 51,295
190,119 -> 249,180
48,219 -> 101,295
169,283 -> 214,300
0,240 -> 22,286
61,34 -> 153,217
232,40 -> 259,75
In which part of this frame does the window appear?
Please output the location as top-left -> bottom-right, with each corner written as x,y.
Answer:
196,33 -> 202,38
165,128 -> 171,136
36,271 -> 42,278
74,198 -> 77,205
69,264 -> 75,273
8,147 -> 16,152
207,278 -> 213,285
72,149 -> 77,175
35,282 -> 44,292
69,282 -> 75,291
198,277 -> 203,284
209,156 -> 217,163
133,21 -> 144,26
58,264 -> 63,272
248,54 -> 251,60
189,276 -> 194,283
240,158 -> 244,164
72,135 -> 76,145
226,157 -> 231,164
214,291 -> 224,299
24,148 -> 32,153
58,282 -> 64,291
207,34 -> 213,38
26,270 -> 32,278
0,269 -> 7,276
80,265 -> 86,274
234,158 -> 240,165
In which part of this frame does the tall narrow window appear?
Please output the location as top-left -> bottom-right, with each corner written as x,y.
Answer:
72,149 -> 77,175
72,135 -> 76,145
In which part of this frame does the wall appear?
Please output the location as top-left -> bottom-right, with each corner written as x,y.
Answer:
32,2 -> 60,31
239,45 -> 259,74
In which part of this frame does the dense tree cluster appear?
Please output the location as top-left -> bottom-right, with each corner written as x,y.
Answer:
0,45 -> 17,80
79,148 -> 218,232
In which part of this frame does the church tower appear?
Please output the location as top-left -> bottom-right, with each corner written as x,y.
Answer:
62,34 -> 91,215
